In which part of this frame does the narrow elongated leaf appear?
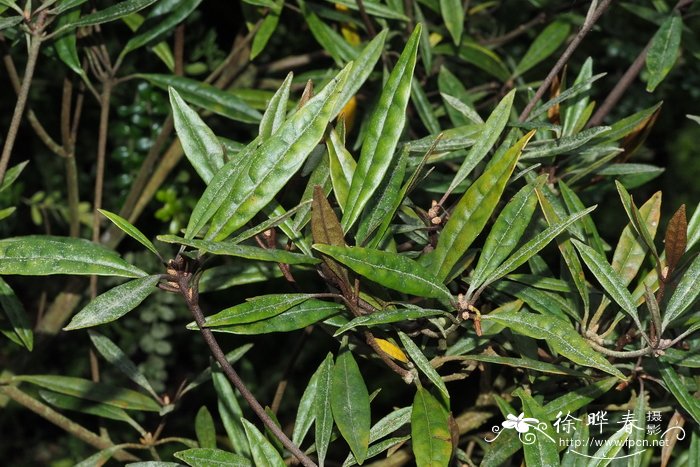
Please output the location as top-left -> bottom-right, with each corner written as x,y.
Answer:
121,12 -> 175,70
445,90 -> 515,197
64,275 -> 159,330
99,209 -> 160,257
250,12 -> 279,60
292,357 -> 323,446
39,389 -> 144,430
514,21 -> 571,77
198,294 -> 313,327
470,179 -> 540,291
514,389 -> 558,467
0,160 -> 28,193
170,88 -> 224,183
55,0 -> 158,32
212,369 -> 249,457
440,0 -> 463,45
326,128 -> 356,212
457,354 -> 587,377
559,180 -> 605,255
480,206 -> 597,288
342,25 -> 421,230
54,10 -> 88,80
314,244 -> 452,302
157,235 -> 318,265
190,64 -> 350,241
521,126 -> 610,160
571,239 -> 646,335
14,375 -> 161,411
241,419 -> 286,467
398,332 -> 449,401
331,348 -> 371,464
615,182 -> 660,263
663,253 -> 700,329
315,354 -> 334,466
88,331 -> 158,399
0,277 -> 32,350
174,448 -> 251,467
206,300 -> 343,335
304,10 -> 357,66
646,13 -> 682,92
335,307 -> 447,335
482,311 -> 625,379
429,130 -> 534,281
0,236 -> 147,278
587,425 -> 630,467
326,0 -> 408,20
195,406 -> 217,449
543,377 -> 617,418
664,204 -> 687,274
562,58 -> 594,136
121,0 -> 201,58
259,72 -> 292,139
411,388 -> 452,467
139,74 -> 262,124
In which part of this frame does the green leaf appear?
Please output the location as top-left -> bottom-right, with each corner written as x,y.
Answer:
63,275 -> 159,330
259,72 -> 292,139
241,419 -> 286,467
543,377 -> 617,418
139,74 -> 262,124
482,311 -> 626,379
615,182 -> 660,263
326,127 -> 356,212
195,406 -> 217,449
451,41 -> 510,81
440,0 -> 463,45
587,425 -> 630,467
398,332 -> 449,401
559,180 -> 605,255
174,448 -> 251,467
562,58 -> 594,136
157,235 -> 318,265
88,331 -> 158,399
663,253 -> 700,329
342,25 -> 421,230
54,10 -> 88,80
188,64 -> 351,241
251,12 -> 280,60
514,389 -> 558,467
0,277 -> 32,350
14,375 -> 161,412
212,368 -> 249,457
343,436 -> 411,466
444,90 -> 515,198
39,389 -> 144,431
470,178 -> 540,291
411,79 -> 440,135
521,126 -> 610,160
304,10 -> 357,66
99,209 -> 160,258
120,0 -> 201,59
197,294 -> 314,327
0,15 -> 21,31
0,160 -> 28,193
169,87 -> 224,184
411,388 -> 452,467
514,21 -> 571,77
334,307 -> 447,336
428,130 -> 534,281
315,353 -> 334,466
121,12 -> 174,71
204,300 -> 343,335
571,239 -> 646,337
291,359 -> 322,446
0,236 -> 147,278
54,0 -> 158,33
456,353 -> 587,377
325,0 -> 408,21
645,13 -> 682,92
331,348 -> 371,464
313,244 -> 452,302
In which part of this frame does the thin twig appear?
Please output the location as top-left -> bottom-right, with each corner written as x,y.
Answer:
518,0 -> 613,122
586,339 -> 653,358
355,0 -> 377,38
61,78 -> 81,237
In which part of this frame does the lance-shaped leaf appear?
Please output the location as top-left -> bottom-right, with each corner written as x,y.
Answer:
398,331 -> 449,401
251,11 -> 280,60
315,353 -> 334,466
662,253 -> 700,330
193,64 -> 351,241
170,87 -> 224,183
479,206 -> 597,289
328,0 -> 408,20
429,130 -> 535,281
559,180 -> 605,255
54,10 -> 89,81
440,0 -> 463,45
342,25 -> 421,231
482,311 -> 626,379
88,331 -> 158,400
646,13 -> 682,92
53,0 -> 158,33
242,418 -> 286,467
521,126 -> 610,160
335,307 -> 447,336
139,73 -> 262,124
571,239 -> 647,338
616,181 -> 660,263
0,160 -> 28,193
0,236 -> 147,278
657,360 -> 700,426
313,244 -> 452,302
326,127 -> 356,212
64,275 -> 159,330
444,89 -> 515,198
470,178 -> 541,292
304,9 -> 357,66
292,359 -> 322,446
157,235 -> 318,265
195,294 -> 314,328
212,368 -> 249,457
514,389 -> 558,467
0,277 -> 32,350
513,21 -> 570,77
174,448 -> 251,467
14,375 -> 161,412
664,204 -> 687,275
99,209 -> 160,258
411,388 -> 452,467
194,406 -> 217,449
331,348 -> 371,464
259,72 -> 292,139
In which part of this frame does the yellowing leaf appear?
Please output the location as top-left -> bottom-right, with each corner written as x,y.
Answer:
375,338 -> 409,363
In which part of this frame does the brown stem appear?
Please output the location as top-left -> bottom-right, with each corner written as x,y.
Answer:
174,24 -> 185,77
0,32 -> 43,183
518,0 -> 613,122
0,385 -> 139,462
480,12 -> 547,47
355,0 -> 377,38
176,272 -> 316,467
62,78 -> 81,237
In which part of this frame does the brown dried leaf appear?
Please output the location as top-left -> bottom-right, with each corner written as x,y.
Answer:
547,73 -> 562,125
312,185 -> 348,284
661,410 -> 685,467
620,106 -> 661,161
664,204 -> 687,277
